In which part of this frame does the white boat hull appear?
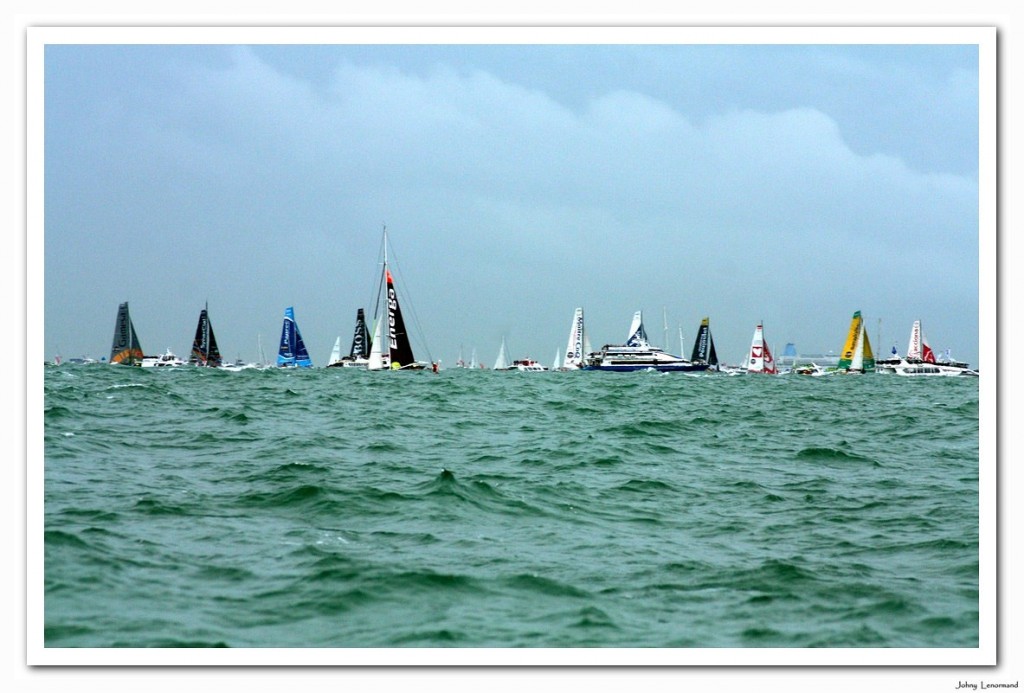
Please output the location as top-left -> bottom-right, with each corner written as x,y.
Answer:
141,350 -> 186,368
583,345 -> 709,373
887,362 -> 978,377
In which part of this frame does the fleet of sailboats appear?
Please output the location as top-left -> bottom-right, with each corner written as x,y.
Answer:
95,297 -> 975,378
95,253 -> 975,378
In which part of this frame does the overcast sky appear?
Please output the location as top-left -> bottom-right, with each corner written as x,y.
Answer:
40,30 -> 983,367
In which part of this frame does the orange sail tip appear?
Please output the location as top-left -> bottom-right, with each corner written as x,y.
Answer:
386,269 -> 394,283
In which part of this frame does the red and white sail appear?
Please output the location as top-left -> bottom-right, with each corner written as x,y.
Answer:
747,323 -> 777,374
907,320 -> 936,363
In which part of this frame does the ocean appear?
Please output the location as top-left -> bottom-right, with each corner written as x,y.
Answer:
40,365 -> 980,654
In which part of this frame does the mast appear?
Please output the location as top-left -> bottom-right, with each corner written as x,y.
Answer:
376,224 -> 418,369
663,307 -> 668,353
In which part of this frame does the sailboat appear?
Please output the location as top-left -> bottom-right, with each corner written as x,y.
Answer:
109,301 -> 144,366
327,308 -> 371,368
837,310 -> 875,373
277,306 -> 313,368
327,336 -> 343,368
746,323 -> 777,374
876,320 -> 977,376
561,307 -> 586,370
189,303 -> 223,367
552,348 -> 561,371
367,227 -> 430,371
584,310 -> 709,372
493,337 -> 511,371
689,317 -> 719,371
907,320 -> 934,363
257,333 -> 269,368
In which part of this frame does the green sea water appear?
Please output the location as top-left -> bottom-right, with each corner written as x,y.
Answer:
41,365 -> 980,649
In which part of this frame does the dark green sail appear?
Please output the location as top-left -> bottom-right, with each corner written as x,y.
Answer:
190,305 -> 223,367
690,317 -> 718,366
110,301 -> 143,365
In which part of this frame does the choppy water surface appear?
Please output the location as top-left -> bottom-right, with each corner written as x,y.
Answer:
43,366 -> 979,648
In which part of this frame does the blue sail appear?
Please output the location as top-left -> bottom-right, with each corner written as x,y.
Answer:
277,306 -> 313,367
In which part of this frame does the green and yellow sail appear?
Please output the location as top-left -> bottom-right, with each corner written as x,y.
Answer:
838,310 -> 875,372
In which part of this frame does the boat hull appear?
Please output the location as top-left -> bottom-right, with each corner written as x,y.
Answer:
876,358 -> 978,377
583,342 -> 710,373
891,364 -> 978,377
583,362 -> 710,373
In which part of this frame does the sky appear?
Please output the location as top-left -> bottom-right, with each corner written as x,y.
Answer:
39,30 -> 985,368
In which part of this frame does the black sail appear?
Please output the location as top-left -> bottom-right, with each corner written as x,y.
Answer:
386,269 -> 415,368
350,308 -> 370,359
190,306 -> 223,367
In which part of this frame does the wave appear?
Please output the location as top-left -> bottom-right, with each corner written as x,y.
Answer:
42,366 -> 981,649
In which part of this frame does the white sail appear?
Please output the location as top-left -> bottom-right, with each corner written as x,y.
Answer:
749,323 -> 765,372
626,310 -> 649,347
563,307 -> 585,369
493,338 -> 509,370
850,322 -> 865,371
469,348 -> 478,369
328,336 -> 342,366
368,319 -> 385,370
553,348 -> 561,371
662,307 -> 669,354
907,320 -> 922,360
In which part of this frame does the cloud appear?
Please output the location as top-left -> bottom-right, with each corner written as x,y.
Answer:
43,44 -> 979,366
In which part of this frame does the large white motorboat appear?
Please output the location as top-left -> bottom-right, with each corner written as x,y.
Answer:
887,360 -> 979,377
509,358 -> 546,372
141,348 -> 187,368
876,320 -> 977,376
583,311 -> 709,373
